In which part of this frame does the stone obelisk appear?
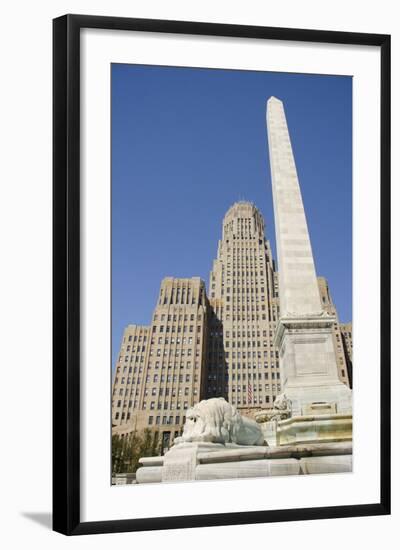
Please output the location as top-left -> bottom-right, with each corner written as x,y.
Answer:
266,97 -> 352,417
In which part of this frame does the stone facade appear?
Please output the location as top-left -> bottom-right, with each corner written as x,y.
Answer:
112,324 -> 150,427
112,277 -> 209,451
266,96 -> 322,318
207,201 -> 282,410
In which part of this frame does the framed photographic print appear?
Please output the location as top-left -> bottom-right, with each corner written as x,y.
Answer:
53,14 -> 391,535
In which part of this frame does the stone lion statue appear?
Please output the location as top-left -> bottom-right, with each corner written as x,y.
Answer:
174,397 -> 265,446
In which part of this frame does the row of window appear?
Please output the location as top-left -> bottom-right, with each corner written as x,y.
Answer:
152,324 -> 201,333
208,362 -> 277,370
216,351 -> 278,360
148,415 -> 182,426
224,329 -> 274,338
143,386 -> 196,397
217,275 -> 267,283
150,348 -> 199,357
114,411 -> 131,420
225,285 -> 266,293
161,298 -> 202,305
154,336 -> 198,345
208,310 -> 276,323
231,383 -> 281,391
113,380 -> 199,398
115,373 -> 196,385
231,395 -> 274,405
228,232 -> 258,238
121,355 -> 145,363
125,334 -> 147,343
148,362 -> 200,370
224,314 -> 270,321
123,345 -> 146,353
154,313 -> 202,322
214,304 -> 270,313
207,372 -> 279,381
143,401 -> 190,411
224,296 -> 268,305
224,341 -> 277,349
116,361 -> 198,375
210,306 -> 275,320
225,244 -> 266,252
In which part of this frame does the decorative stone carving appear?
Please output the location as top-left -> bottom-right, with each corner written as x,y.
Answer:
174,397 -> 265,446
255,393 -> 292,424
274,393 -> 291,412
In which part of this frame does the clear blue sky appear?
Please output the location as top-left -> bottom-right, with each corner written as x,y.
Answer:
112,64 -> 352,366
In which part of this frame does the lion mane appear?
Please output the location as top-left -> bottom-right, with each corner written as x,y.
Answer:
174,397 -> 265,446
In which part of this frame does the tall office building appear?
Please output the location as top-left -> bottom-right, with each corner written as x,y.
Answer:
112,277 -> 209,450
207,201 -> 281,416
112,324 -> 150,427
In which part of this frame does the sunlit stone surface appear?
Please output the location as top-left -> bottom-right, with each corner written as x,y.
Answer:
266,97 -> 352,417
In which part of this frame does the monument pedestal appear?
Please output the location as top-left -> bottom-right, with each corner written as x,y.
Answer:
275,315 -> 352,417
135,441 -> 352,483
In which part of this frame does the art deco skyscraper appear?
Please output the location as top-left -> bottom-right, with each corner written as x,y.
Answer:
207,201 -> 281,414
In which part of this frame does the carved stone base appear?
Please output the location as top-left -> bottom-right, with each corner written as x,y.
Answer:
161,442 -> 225,482
258,413 -> 352,447
275,316 -> 353,417
276,413 -> 352,445
135,441 -> 352,483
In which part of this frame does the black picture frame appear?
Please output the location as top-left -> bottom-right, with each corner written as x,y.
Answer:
53,14 -> 391,536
